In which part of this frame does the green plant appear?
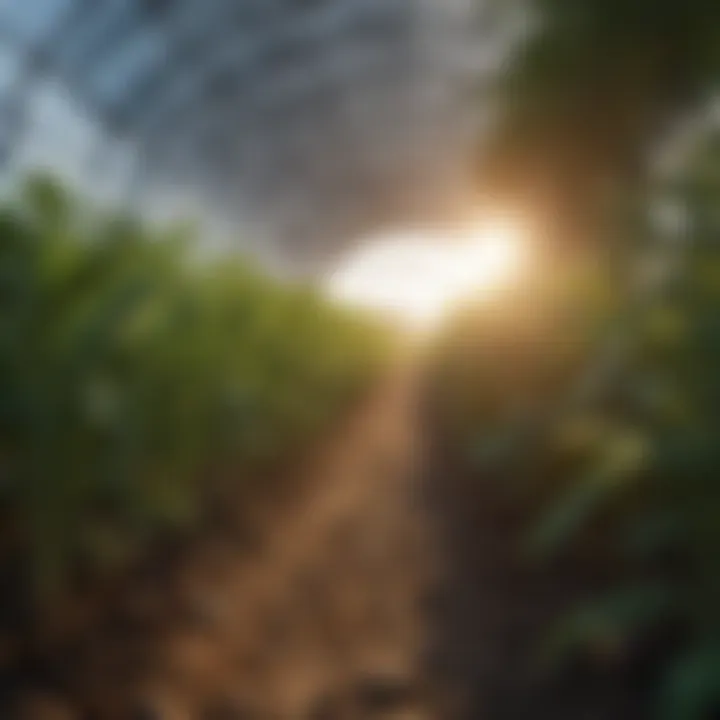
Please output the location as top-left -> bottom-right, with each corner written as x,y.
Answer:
428,131 -> 720,718
0,175 -> 390,602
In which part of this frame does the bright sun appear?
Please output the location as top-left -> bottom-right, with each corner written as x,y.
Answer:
325,218 -> 528,330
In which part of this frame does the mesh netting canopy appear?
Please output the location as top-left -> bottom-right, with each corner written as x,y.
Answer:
0,0 -> 489,265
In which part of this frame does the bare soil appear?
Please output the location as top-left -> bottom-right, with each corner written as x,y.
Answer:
2,370 -> 664,719
5,371 -> 438,719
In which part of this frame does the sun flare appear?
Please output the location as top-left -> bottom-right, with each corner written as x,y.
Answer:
326,218 -> 528,330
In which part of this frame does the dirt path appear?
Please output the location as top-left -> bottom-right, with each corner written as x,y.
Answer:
16,370 -> 437,719
6,368 -> 658,720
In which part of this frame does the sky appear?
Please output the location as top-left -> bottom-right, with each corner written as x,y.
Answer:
0,0 -> 494,267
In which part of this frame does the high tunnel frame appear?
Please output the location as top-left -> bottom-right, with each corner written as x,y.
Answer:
0,0 -> 489,263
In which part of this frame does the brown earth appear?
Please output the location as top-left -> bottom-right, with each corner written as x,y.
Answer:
6,370 -> 440,720
3,369 -> 663,720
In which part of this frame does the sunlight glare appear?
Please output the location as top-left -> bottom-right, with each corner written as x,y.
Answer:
326,217 -> 527,330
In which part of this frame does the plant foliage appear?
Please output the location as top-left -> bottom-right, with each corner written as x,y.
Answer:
429,130 -> 720,718
0,175 -> 390,602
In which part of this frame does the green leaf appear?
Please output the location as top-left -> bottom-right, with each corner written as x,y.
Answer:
659,644 -> 720,720
540,583 -> 676,670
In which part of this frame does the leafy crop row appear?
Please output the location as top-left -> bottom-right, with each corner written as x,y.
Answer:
0,176 -> 390,604
427,132 -> 720,719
